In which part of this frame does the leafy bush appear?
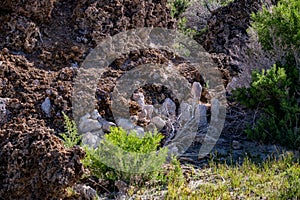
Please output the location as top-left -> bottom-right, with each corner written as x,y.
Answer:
232,0 -> 300,149
169,0 -> 190,19
104,126 -> 164,153
251,0 -> 300,51
234,64 -> 291,112
60,112 -> 82,148
233,63 -> 300,148
60,115 -> 168,185
84,127 -> 168,184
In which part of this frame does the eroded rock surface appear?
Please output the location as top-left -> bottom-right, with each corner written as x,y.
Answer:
199,0 -> 263,78
0,118 -> 85,200
2,0 -> 57,22
72,0 -> 176,44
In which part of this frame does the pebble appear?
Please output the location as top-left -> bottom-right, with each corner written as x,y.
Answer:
82,132 -> 102,149
117,118 -> 135,130
191,82 -> 202,100
41,97 -> 51,116
79,118 -> 102,133
151,116 -> 166,130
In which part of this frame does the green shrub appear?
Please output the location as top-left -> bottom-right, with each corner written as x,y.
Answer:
104,126 -> 164,153
233,0 -> 300,149
251,0 -> 300,51
60,112 -> 82,148
234,64 -> 291,113
169,0 -> 190,19
233,63 -> 300,148
93,127 -> 168,184
60,115 -> 168,185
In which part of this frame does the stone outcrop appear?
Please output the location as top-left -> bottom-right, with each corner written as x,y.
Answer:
198,0 -> 263,77
2,0 -> 57,22
0,118 -> 85,200
72,0 -> 176,44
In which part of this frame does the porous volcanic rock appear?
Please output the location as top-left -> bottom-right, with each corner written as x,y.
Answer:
1,0 -> 57,23
0,0 -> 178,198
198,0 -> 263,78
0,15 -> 41,53
72,0 -> 176,45
0,50 -> 76,132
0,118 -> 85,200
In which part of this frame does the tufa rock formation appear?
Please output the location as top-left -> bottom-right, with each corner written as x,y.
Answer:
0,118 -> 85,200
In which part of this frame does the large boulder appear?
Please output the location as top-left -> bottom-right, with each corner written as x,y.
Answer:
0,118 -> 85,200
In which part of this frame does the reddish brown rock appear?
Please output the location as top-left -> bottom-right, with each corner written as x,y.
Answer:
72,0 -> 176,45
1,0 -> 57,23
0,118 -> 85,200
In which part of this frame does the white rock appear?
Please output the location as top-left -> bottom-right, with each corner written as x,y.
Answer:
195,104 -> 207,128
132,92 -> 145,107
134,126 -> 145,137
79,119 -> 102,133
151,116 -> 166,130
41,97 -> 51,116
232,140 -> 241,150
143,104 -> 154,119
0,98 -> 9,124
162,98 -> 176,116
211,98 -> 220,122
73,184 -> 99,200
130,115 -> 139,123
101,120 -> 116,132
79,113 -> 91,123
179,102 -> 193,123
117,118 -> 135,130
168,146 -> 179,156
138,108 -> 148,119
145,123 -> 157,133
191,82 -> 202,100
90,109 -> 101,120
82,132 -> 102,149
